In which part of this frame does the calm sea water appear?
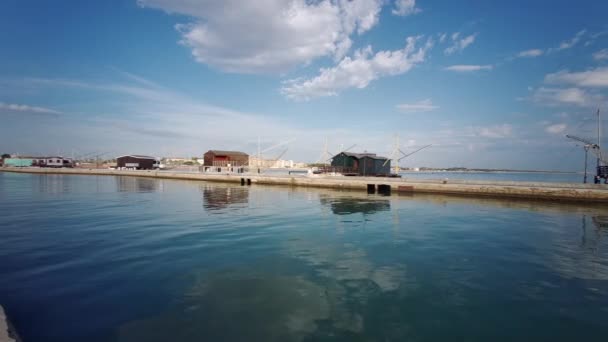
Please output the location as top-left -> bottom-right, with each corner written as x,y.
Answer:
1,172 -> 608,341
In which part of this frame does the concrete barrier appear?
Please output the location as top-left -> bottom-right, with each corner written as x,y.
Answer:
2,167 -> 608,203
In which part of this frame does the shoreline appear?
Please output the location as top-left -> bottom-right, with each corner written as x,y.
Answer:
0,305 -> 17,342
1,167 -> 608,203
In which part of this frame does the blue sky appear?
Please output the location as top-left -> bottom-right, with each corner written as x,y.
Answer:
1,0 -> 608,170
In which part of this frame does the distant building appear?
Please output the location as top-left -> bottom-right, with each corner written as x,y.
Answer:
330,152 -> 390,176
249,156 -> 294,168
3,158 -> 35,167
203,150 -> 249,167
40,157 -> 74,168
164,157 -> 192,163
116,155 -> 159,170
4,156 -> 74,168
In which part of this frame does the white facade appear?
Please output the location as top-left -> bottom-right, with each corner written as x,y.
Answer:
249,157 -> 295,168
43,157 -> 73,168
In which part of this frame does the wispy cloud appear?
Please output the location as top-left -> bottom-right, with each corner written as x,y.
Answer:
593,49 -> 608,61
444,64 -> 493,72
547,30 -> 586,53
281,36 -> 433,100
476,124 -> 513,139
517,49 -> 544,58
544,67 -> 608,87
545,123 -> 567,134
395,99 -> 439,113
392,0 -> 421,16
444,32 -> 477,55
0,101 -> 61,116
532,87 -> 603,107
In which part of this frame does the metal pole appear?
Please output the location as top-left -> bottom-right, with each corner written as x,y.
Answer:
584,146 -> 589,184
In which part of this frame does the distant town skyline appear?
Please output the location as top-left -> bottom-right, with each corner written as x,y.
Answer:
1,0 -> 608,171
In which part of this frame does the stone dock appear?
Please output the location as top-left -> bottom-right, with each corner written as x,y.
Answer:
2,167 -> 608,203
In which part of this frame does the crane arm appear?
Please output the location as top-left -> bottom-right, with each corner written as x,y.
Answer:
398,144 -> 432,162
566,135 -> 598,148
327,144 -> 356,161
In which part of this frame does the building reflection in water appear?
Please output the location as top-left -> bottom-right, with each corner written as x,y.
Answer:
201,185 -> 249,211
581,215 -> 608,253
116,176 -> 161,193
319,195 -> 390,215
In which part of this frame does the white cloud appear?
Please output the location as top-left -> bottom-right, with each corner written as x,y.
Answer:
532,87 -> 603,107
444,33 -> 476,55
593,49 -> 608,61
517,49 -> 543,58
548,30 -> 586,53
395,99 -> 439,113
544,67 -> 608,87
138,0 -> 383,73
281,36 -> 433,100
392,0 -> 421,16
444,64 -> 492,72
545,123 -> 567,134
0,102 -> 61,116
476,124 -> 513,138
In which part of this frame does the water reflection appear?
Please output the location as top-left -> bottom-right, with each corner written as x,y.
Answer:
201,185 -> 249,211
319,195 -> 390,215
118,270 -> 331,342
116,177 -> 161,193
35,174 -> 72,194
581,215 -> 608,253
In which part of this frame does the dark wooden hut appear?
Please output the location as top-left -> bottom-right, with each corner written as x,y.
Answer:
330,152 -> 390,176
116,155 -> 159,170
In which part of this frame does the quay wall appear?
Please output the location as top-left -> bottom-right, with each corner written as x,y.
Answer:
2,167 -> 608,203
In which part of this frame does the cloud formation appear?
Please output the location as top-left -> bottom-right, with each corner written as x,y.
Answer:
0,101 -> 61,116
392,0 -> 421,16
594,49 -> 608,61
444,64 -> 492,72
544,67 -> 608,88
532,87 -> 603,107
395,99 -> 439,113
138,0 -> 383,73
545,123 -> 567,134
476,124 -> 512,138
547,30 -> 586,53
517,49 -> 543,58
444,32 -> 476,55
281,36 -> 433,100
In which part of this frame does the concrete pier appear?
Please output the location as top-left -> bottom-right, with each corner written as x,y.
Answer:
2,167 -> 608,203
0,305 -> 16,342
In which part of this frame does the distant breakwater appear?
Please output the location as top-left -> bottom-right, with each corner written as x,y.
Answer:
2,167 -> 608,203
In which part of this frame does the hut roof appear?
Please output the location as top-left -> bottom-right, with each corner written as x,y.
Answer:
117,155 -> 158,160
205,150 -> 249,156
335,152 -> 388,160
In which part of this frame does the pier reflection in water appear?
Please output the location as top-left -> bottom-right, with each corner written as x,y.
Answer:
201,184 -> 249,212
1,173 -> 608,342
116,176 -> 162,193
319,195 -> 390,215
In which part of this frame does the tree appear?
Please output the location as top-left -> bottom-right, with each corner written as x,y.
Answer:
1,153 -> 10,160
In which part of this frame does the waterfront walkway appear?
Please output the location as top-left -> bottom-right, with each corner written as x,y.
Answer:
2,167 -> 608,203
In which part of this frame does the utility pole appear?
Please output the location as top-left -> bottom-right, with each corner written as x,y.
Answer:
598,108 -> 602,169
584,145 -> 589,183
257,136 -> 261,172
